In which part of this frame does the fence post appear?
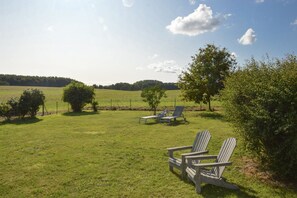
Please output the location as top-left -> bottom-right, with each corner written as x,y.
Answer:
130,99 -> 132,109
56,102 -> 58,114
111,99 -> 113,109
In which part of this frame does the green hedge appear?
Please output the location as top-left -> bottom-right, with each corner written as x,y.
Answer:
222,55 -> 297,180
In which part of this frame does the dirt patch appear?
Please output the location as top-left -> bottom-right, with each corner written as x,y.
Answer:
240,156 -> 297,190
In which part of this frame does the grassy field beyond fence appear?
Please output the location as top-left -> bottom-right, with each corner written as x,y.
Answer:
0,86 -> 222,114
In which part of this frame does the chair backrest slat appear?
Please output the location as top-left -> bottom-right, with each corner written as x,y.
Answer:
191,130 -> 211,152
172,106 -> 184,117
212,138 -> 236,177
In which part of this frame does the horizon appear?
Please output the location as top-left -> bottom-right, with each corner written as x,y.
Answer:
0,0 -> 296,85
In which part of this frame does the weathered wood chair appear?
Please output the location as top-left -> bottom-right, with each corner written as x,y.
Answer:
160,106 -> 186,124
167,130 -> 211,179
186,137 -> 238,194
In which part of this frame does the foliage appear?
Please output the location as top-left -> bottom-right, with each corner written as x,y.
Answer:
0,74 -> 79,87
222,54 -> 297,180
178,44 -> 236,111
0,89 -> 45,119
94,80 -> 178,91
62,82 -> 95,112
19,89 -> 45,118
0,102 -> 12,120
141,85 -> 167,115
91,100 -> 98,112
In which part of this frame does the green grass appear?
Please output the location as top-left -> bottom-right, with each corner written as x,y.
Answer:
0,86 -> 222,113
0,111 -> 296,197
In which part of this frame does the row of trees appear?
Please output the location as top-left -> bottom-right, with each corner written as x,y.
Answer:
94,80 -> 178,91
0,74 -> 79,87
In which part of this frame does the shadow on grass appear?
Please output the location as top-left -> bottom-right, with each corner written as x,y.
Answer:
62,111 -> 99,116
183,180 -> 257,197
170,169 -> 257,197
0,117 -> 42,125
199,112 -> 225,121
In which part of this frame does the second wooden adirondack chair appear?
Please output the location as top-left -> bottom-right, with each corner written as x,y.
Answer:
167,130 -> 211,179
185,137 -> 238,194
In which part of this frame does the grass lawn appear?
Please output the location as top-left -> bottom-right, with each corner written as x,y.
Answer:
0,111 -> 296,197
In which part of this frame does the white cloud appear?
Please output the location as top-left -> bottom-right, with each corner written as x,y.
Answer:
147,60 -> 182,73
98,17 -> 108,31
166,4 -> 222,36
255,0 -> 265,3
149,54 -> 159,60
189,0 -> 196,5
135,67 -> 144,71
291,19 -> 297,25
238,28 -> 256,45
47,25 -> 55,32
122,0 -> 134,7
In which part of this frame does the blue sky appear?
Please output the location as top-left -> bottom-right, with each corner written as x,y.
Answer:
0,0 -> 296,85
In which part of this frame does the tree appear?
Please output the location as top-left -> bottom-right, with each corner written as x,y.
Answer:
62,82 -> 95,112
141,85 -> 167,115
178,44 -> 236,111
222,55 -> 297,180
19,89 -> 45,118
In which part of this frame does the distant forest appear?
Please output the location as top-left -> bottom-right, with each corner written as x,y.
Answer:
0,75 -> 179,90
94,80 -> 179,90
0,74 -> 79,87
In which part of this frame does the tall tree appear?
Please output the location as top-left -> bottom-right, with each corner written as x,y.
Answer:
141,85 -> 167,115
178,44 -> 236,111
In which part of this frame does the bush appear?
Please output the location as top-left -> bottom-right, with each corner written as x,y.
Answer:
222,55 -> 297,180
62,82 -> 95,112
19,89 -> 45,118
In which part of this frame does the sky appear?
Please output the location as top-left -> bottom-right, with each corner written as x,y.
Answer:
0,0 -> 296,85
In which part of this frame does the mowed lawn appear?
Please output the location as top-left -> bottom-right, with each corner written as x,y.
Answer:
0,111 -> 295,197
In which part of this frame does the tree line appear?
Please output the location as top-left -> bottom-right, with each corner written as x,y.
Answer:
0,74 -> 79,87
93,80 -> 178,90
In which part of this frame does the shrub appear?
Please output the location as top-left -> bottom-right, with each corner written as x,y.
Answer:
62,82 -> 95,112
19,89 -> 45,118
222,55 -> 297,180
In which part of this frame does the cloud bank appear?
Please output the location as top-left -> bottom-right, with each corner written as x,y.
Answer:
238,28 -> 256,45
166,4 -> 221,36
147,60 -> 182,73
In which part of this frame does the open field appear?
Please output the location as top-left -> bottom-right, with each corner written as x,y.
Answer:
0,111 -> 296,197
0,86 -> 222,113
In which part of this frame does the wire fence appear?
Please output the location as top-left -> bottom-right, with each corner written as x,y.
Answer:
42,98 -> 222,115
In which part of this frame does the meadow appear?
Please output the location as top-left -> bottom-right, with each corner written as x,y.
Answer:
0,86 -> 221,113
0,86 -> 296,197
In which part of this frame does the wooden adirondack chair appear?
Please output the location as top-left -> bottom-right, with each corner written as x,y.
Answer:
167,130 -> 211,179
186,137 -> 238,194
160,106 -> 186,124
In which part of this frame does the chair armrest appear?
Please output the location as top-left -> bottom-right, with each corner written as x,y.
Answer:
186,155 -> 217,166
186,155 -> 217,160
181,150 -> 209,157
193,161 -> 232,168
167,145 -> 192,158
167,145 -> 192,152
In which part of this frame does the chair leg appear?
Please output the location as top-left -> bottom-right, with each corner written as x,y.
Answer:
169,165 -> 173,172
194,169 -> 202,194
